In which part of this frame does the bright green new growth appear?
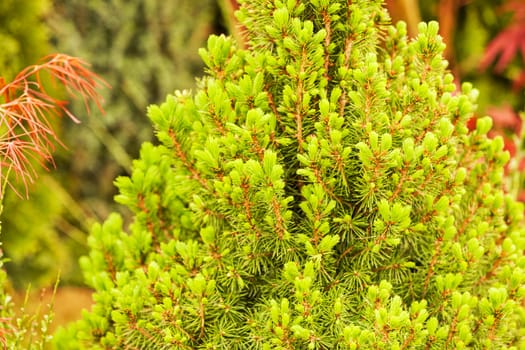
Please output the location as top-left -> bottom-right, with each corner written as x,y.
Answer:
56,0 -> 525,348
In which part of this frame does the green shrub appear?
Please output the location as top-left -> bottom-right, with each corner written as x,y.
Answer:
55,0 -> 525,348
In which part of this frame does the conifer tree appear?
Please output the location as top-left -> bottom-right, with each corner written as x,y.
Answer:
55,0 -> 525,348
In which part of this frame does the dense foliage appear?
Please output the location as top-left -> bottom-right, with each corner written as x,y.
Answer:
53,0 -> 525,348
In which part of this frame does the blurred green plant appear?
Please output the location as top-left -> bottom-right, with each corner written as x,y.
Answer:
47,0 -> 227,219
0,0 -> 50,80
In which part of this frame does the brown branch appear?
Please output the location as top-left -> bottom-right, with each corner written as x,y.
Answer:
271,195 -> 286,240
338,37 -> 353,118
322,9 -> 332,82
169,129 -> 209,190
422,236 -> 443,298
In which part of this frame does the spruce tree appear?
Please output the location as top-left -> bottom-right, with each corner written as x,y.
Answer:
55,0 -> 525,348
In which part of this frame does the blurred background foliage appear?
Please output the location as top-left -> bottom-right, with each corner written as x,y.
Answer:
47,0 -> 227,214
0,0 -> 523,305
0,0 -> 50,80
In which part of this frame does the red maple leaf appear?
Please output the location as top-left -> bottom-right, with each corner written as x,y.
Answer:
487,105 -> 521,133
480,1 -> 525,88
480,25 -> 525,73
503,0 -> 525,21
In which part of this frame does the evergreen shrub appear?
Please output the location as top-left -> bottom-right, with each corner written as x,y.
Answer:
56,0 -> 525,348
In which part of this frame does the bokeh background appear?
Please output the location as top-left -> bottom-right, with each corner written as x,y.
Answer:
1,0 -> 523,330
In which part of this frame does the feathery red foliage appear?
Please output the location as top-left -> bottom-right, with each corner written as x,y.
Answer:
0,54 -> 108,198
